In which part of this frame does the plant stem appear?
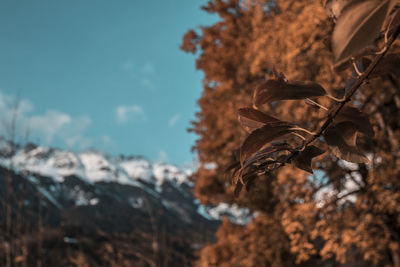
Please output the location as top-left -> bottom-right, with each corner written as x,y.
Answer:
257,25 -> 400,177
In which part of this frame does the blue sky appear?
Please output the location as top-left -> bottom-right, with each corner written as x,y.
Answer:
0,0 -> 217,165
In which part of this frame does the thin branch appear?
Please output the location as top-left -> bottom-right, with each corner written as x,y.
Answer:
348,172 -> 364,189
321,189 -> 363,209
290,127 -> 316,136
325,94 -> 345,102
291,132 -> 306,141
351,59 -> 363,76
254,25 -> 400,177
305,98 -> 329,110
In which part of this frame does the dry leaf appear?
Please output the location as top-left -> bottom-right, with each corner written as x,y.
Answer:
388,7 -> 400,36
234,182 -> 243,197
324,0 -> 354,18
335,106 -> 374,137
225,161 -> 241,173
234,172 -> 259,197
253,79 -> 326,107
242,144 -> 292,170
237,107 -> 282,133
368,54 -> 400,78
291,146 -> 325,173
244,174 -> 257,192
323,122 -> 369,163
240,124 -> 293,166
332,0 -> 392,63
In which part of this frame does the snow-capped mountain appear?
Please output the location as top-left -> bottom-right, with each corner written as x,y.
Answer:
0,139 -> 254,225
0,140 -> 255,265
1,142 -> 194,188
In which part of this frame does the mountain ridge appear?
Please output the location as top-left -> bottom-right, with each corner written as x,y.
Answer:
0,139 -> 254,265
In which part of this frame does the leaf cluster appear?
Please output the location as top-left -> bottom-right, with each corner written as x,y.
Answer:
183,0 -> 400,266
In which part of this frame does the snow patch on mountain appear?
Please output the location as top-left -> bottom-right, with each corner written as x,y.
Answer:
120,159 -> 152,181
79,151 -> 138,186
3,146 -> 90,183
0,142 -> 256,225
0,143 -> 193,188
199,203 -> 257,225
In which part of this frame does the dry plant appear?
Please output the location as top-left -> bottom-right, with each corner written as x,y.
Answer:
232,0 -> 400,195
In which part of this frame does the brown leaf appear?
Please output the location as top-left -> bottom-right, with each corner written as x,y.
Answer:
291,146 -> 325,173
332,0 -> 392,63
388,7 -> 400,37
237,108 -> 282,133
324,0 -> 354,18
245,174 -> 257,192
253,79 -> 326,107
240,124 -> 293,166
232,164 -> 243,186
323,122 -> 369,163
227,162 -> 242,185
234,182 -> 243,197
225,161 -> 241,173
234,172 -> 258,197
368,54 -> 400,78
242,144 -> 292,170
335,106 -> 374,137
234,144 -> 291,194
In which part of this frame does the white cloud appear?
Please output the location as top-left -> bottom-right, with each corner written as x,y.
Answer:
0,92 -> 33,130
115,105 -> 145,124
168,114 -> 181,127
0,90 -> 92,150
0,91 -> 35,140
30,110 -> 72,143
60,115 -> 92,149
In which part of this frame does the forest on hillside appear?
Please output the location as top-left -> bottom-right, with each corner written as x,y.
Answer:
182,0 -> 400,266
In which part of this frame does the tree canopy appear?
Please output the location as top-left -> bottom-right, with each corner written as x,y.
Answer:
182,0 -> 400,266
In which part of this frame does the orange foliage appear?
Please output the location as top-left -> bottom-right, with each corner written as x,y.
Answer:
183,0 -> 400,266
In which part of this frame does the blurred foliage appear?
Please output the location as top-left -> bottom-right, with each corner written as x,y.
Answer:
182,0 -> 400,266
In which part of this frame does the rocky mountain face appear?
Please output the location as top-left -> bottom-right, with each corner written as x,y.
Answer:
0,140 -> 253,266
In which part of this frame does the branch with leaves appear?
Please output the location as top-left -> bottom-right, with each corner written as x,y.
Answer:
231,0 -> 400,196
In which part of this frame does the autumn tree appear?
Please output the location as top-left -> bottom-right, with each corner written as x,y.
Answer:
182,0 -> 400,266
